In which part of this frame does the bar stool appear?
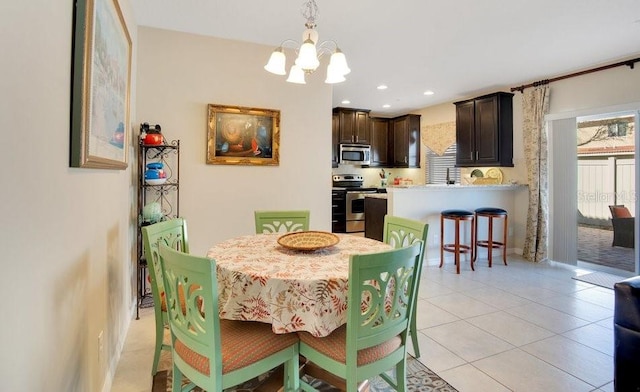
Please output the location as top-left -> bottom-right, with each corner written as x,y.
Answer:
473,207 -> 508,268
440,209 -> 475,274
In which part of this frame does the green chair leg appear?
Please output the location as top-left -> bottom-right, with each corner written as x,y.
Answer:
410,301 -> 420,358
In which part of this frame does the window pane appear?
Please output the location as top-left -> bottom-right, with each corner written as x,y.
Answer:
425,145 -> 460,184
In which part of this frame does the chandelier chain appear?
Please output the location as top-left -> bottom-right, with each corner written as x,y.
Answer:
302,0 -> 318,29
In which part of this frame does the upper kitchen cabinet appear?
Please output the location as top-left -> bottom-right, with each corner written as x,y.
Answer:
334,107 -> 371,144
369,117 -> 390,167
391,114 -> 421,168
454,92 -> 514,167
332,112 -> 340,167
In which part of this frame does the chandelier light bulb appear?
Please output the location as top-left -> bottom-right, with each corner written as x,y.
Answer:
264,48 -> 287,75
296,38 -> 320,72
286,65 -> 306,84
325,62 -> 346,84
328,49 -> 350,76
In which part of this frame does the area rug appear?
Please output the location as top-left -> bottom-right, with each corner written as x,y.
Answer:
152,351 -> 458,392
572,272 -> 629,289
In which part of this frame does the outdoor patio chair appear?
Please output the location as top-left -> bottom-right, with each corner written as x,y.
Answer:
609,205 -> 635,248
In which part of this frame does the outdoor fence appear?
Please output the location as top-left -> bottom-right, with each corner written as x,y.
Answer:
578,156 -> 635,226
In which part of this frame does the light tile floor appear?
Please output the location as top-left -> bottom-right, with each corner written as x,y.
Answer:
112,255 -> 618,392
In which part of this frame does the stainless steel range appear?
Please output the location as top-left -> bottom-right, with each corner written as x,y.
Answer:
332,174 -> 377,233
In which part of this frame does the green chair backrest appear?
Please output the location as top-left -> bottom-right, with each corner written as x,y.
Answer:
346,243 -> 423,377
382,215 -> 429,359
158,243 -> 222,390
383,215 -> 429,252
141,218 -> 189,318
383,215 -> 428,276
254,210 -> 310,233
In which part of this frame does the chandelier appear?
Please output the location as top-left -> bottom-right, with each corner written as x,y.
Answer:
264,0 -> 350,84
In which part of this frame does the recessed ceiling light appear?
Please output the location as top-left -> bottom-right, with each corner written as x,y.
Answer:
424,90 -> 435,96
377,85 -> 388,90
382,104 -> 391,108
341,100 -> 351,104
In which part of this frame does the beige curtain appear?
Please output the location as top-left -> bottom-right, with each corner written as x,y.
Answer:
522,85 -> 550,262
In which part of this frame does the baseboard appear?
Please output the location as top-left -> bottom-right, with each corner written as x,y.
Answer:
425,247 -> 522,266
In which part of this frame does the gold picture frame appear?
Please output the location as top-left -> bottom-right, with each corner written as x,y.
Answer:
206,104 -> 280,166
70,0 -> 132,169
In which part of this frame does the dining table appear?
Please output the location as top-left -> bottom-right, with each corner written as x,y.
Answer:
206,232 -> 391,337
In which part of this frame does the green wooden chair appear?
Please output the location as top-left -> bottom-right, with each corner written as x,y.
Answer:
157,243 -> 300,392
141,218 -> 190,376
383,215 -> 428,359
254,210 -> 310,233
298,242 -> 423,392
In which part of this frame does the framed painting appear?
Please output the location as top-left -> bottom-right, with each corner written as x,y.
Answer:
70,0 -> 132,169
206,104 -> 280,166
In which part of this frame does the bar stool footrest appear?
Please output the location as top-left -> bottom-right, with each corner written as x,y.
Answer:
443,244 -> 473,254
476,240 -> 505,249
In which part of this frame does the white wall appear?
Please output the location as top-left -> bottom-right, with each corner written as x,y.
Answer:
136,27 -> 333,255
0,1 -> 137,391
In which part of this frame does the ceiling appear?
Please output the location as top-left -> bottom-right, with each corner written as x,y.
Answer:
130,0 -> 640,117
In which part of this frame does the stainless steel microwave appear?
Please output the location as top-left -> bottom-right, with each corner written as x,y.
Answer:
339,144 -> 371,165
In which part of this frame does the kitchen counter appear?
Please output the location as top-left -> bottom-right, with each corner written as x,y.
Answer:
386,184 -> 527,191
384,183 -> 528,263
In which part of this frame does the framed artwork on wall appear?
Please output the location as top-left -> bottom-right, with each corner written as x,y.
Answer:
206,104 -> 280,166
70,0 -> 132,169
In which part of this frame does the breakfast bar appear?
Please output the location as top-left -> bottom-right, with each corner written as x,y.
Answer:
366,184 -> 528,265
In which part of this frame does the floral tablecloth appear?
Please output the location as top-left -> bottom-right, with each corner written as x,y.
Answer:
207,233 -> 390,337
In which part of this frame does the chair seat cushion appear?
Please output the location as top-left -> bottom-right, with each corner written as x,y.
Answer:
611,206 -> 633,218
441,209 -> 473,217
174,320 -> 299,376
298,325 -> 401,366
475,207 -> 507,215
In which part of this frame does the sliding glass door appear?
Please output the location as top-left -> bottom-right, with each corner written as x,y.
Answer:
576,112 -> 636,273
549,109 -> 639,275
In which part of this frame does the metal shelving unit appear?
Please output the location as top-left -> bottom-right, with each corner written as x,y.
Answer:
136,139 -> 180,319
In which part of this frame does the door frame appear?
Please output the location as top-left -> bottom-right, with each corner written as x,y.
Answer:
546,102 -> 640,275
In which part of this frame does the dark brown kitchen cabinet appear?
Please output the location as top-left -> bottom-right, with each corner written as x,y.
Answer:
391,114 -> 421,168
454,92 -> 514,167
334,107 -> 371,144
331,189 -> 346,233
364,196 -> 387,241
332,112 -> 339,167
369,117 -> 390,167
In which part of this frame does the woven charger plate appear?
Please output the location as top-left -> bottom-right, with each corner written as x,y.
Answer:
485,167 -> 504,184
277,231 -> 340,251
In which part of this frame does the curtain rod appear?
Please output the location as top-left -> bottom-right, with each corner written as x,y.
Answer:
510,57 -> 640,93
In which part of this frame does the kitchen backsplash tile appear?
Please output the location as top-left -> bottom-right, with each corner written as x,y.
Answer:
332,165 -> 424,188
